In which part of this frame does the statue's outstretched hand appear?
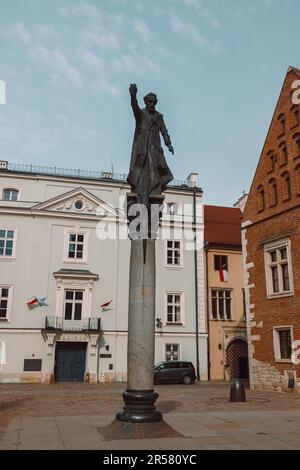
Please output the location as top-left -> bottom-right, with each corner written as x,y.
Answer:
168,144 -> 174,155
129,84 -> 137,95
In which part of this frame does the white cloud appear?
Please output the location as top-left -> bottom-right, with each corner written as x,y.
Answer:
0,104 -> 99,161
77,47 -> 104,72
29,44 -> 83,88
262,0 -> 278,8
170,15 -> 210,50
60,1 -> 102,22
91,79 -> 120,97
112,50 -> 160,76
0,107 -> 62,158
13,21 -> 31,45
8,22 -> 83,88
80,28 -> 120,51
36,24 -> 55,39
76,47 -> 121,96
181,0 -> 221,30
59,2 -> 165,77
229,0 -> 278,24
4,5 -> 171,99
132,18 -> 151,43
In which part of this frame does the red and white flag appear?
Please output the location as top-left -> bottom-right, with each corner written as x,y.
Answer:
219,266 -> 228,283
100,300 -> 113,309
27,296 -> 39,310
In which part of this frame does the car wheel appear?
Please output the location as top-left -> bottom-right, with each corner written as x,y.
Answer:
183,375 -> 192,385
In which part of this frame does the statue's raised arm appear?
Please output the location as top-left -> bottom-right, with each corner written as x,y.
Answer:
129,83 -> 141,121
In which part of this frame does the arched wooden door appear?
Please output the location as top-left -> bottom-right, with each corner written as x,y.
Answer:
226,339 -> 249,380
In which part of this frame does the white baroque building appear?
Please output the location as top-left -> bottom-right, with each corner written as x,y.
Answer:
0,161 -> 207,383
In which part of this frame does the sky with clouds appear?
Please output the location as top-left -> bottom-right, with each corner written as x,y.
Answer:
0,0 -> 300,205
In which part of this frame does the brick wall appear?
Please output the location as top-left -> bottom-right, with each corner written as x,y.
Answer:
243,68 -> 300,392
244,210 -> 300,390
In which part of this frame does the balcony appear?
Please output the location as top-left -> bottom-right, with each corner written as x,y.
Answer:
44,316 -> 101,332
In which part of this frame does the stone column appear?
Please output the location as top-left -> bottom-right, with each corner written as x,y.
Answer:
127,239 -> 155,390
116,196 -> 163,423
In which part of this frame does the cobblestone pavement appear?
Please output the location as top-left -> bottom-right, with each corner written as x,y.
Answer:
1,381 -> 300,418
1,381 -> 300,449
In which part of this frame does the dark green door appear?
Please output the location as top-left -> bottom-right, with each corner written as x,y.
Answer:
55,342 -> 86,382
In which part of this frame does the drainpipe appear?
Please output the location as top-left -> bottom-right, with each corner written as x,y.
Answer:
204,241 -> 211,380
96,337 -> 100,383
193,189 -> 200,382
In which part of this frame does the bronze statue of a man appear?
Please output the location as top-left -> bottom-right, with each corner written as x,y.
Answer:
127,84 -> 174,205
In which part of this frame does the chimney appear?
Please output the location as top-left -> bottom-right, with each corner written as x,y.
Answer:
187,172 -> 198,188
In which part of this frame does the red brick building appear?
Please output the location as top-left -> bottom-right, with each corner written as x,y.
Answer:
243,67 -> 300,392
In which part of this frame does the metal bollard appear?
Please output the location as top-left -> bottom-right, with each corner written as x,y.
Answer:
230,379 -> 246,402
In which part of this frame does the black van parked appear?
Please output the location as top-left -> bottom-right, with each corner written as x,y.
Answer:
154,361 -> 196,385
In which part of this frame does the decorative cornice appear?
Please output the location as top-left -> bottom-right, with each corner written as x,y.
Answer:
53,269 -> 99,280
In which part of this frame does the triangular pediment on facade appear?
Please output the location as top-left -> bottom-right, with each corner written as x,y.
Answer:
243,66 -> 300,222
32,187 -> 120,218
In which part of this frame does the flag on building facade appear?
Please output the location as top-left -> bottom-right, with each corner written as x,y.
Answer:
219,266 -> 228,282
100,300 -> 112,308
27,296 -> 48,309
27,296 -> 39,309
100,300 -> 113,311
37,297 -> 48,307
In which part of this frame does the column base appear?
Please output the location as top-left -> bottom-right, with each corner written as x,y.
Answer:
116,389 -> 163,423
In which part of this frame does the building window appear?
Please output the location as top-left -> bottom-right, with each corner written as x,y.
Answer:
279,142 -> 288,166
295,164 -> 300,194
165,344 -> 180,361
74,199 -> 84,211
0,286 -> 12,320
214,255 -> 228,271
264,239 -> 293,298
257,185 -> 265,212
269,178 -> 278,207
279,330 -> 292,359
64,230 -> 89,263
166,240 -> 181,266
165,202 -> 179,216
2,188 -> 19,201
68,233 -> 84,259
281,171 -> 291,201
54,271 -> 98,321
64,290 -> 83,320
211,289 -> 232,320
278,113 -> 286,137
273,327 -> 292,362
293,133 -> 300,158
0,229 -> 15,257
267,150 -> 276,172
291,105 -> 299,129
166,293 -> 183,324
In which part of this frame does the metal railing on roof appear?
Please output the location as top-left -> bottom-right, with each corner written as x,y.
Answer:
3,162 -> 189,188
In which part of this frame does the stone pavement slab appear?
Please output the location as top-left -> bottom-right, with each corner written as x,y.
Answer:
1,410 -> 300,450
164,414 -> 224,437
220,428 -> 296,450
0,429 -> 19,450
1,382 -> 300,450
